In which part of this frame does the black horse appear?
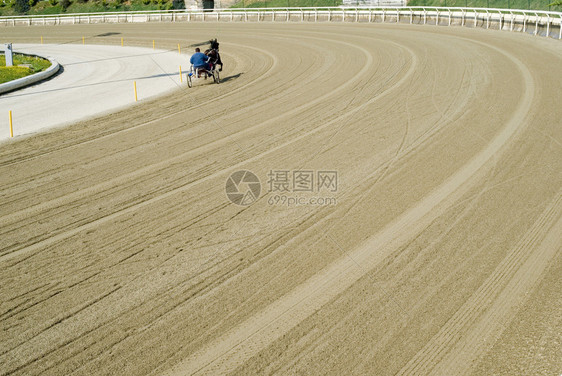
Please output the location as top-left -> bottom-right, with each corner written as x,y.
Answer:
205,39 -> 223,72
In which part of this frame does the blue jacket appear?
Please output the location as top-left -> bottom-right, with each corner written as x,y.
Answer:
190,52 -> 209,67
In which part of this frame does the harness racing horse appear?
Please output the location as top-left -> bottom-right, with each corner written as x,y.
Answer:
186,39 -> 222,87
205,39 -> 223,72
187,39 -> 222,87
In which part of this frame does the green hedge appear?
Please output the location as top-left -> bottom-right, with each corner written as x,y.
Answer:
407,0 -> 560,11
230,0 -> 342,7
0,53 -> 51,84
0,0 -> 185,16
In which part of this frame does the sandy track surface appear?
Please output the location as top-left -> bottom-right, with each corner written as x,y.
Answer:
0,43 -> 186,140
0,23 -> 561,375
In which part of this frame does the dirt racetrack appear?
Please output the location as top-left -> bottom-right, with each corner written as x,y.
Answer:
1,22 -> 561,375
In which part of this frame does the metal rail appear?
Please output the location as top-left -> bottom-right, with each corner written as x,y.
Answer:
1,7 -> 560,39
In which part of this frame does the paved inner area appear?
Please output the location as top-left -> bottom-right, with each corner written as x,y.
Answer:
1,43 -> 186,140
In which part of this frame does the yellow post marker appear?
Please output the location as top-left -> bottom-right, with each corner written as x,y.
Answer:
153,40 -> 155,49
179,66 -> 183,83
178,44 -> 181,54
82,36 -> 85,45
41,36 -> 43,44
134,81 -> 138,102
121,37 -> 124,47
9,111 -> 13,138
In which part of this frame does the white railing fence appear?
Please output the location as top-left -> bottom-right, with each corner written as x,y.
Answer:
1,7 -> 560,39
342,0 -> 406,6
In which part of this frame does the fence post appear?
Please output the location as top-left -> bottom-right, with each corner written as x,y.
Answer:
535,12 -> 538,35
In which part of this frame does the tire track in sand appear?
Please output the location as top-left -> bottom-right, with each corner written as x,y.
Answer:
397,191 -> 562,376
161,40 -> 535,376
